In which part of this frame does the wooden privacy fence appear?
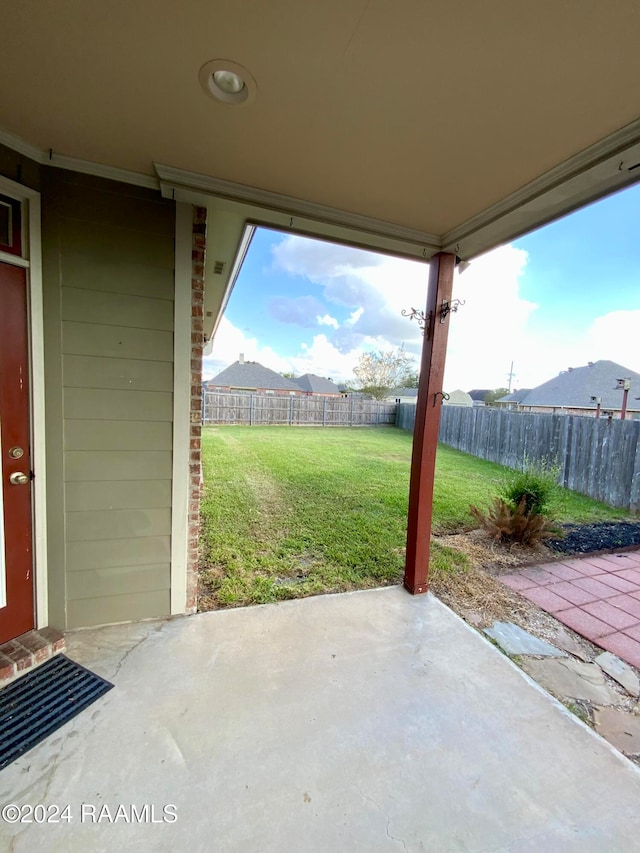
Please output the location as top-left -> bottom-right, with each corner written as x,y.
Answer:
203,390 -> 396,427
397,403 -> 640,512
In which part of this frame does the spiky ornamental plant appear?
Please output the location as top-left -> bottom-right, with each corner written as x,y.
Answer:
469,496 -> 561,546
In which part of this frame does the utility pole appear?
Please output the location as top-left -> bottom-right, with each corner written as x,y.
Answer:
506,361 -> 516,392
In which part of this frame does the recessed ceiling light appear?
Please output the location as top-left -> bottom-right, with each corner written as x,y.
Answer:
199,59 -> 257,106
213,70 -> 244,95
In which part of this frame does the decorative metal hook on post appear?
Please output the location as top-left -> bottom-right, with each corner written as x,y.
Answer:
440,299 -> 465,323
433,391 -> 450,407
401,307 -> 432,337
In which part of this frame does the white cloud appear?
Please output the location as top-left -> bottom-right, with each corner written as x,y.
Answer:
585,310 -> 640,372
505,309 -> 640,390
205,317 -> 371,383
215,233 -> 640,393
203,316 -> 293,379
443,246 -> 538,390
289,334 -> 362,380
272,235 -> 383,280
268,295 -> 324,327
271,235 -> 430,354
317,313 -> 340,329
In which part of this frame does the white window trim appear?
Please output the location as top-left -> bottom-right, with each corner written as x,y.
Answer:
170,203 -> 192,614
0,175 -> 47,628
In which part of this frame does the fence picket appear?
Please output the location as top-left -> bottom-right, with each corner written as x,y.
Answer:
397,403 -> 640,512
203,390 -> 396,429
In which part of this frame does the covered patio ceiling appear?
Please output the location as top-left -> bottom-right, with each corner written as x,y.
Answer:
2,1 -> 640,326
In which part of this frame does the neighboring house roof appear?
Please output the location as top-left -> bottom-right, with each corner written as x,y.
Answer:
497,389 -> 531,404
467,389 -> 492,402
390,387 -> 418,399
501,361 -> 640,410
207,361 -> 300,392
294,374 -> 341,394
444,389 -> 473,407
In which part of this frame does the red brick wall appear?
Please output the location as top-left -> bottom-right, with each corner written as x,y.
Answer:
186,206 -> 206,612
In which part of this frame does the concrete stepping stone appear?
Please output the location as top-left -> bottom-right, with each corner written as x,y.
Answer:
595,651 -> 640,697
551,627 -> 590,662
593,706 -> 640,755
484,622 -> 566,657
521,658 -> 620,705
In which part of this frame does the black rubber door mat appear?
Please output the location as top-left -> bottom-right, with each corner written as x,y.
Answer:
0,654 -> 113,771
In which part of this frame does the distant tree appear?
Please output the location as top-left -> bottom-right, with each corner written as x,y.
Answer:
281,371 -> 296,379
484,388 -> 510,406
404,371 -> 420,389
353,346 -> 417,400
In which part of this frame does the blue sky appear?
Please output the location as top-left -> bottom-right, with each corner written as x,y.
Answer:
204,182 -> 640,391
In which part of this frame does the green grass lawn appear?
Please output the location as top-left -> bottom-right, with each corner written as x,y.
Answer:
199,426 -> 630,608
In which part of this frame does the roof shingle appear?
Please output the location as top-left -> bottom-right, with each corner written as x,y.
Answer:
207,361 -> 301,391
293,374 -> 341,394
499,361 -> 640,410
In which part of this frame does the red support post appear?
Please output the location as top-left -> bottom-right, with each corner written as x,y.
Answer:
404,252 -> 456,595
621,387 -> 629,420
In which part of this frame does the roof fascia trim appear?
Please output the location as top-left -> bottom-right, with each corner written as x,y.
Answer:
0,128 -> 159,190
154,162 -> 441,258
49,152 -> 158,190
442,118 -> 640,258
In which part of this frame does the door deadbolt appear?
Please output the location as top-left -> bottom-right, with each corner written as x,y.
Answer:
8,446 -> 24,459
9,472 -> 30,485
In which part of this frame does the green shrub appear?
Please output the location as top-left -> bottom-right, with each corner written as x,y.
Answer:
499,457 -> 560,517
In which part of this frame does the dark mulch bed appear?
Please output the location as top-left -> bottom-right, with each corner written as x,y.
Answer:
547,521 -> 640,555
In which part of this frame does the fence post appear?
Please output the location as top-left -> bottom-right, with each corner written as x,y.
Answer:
249,393 -> 253,426
350,395 -> 354,427
289,395 -> 294,426
322,398 -> 326,427
630,432 -> 640,513
562,416 -> 573,487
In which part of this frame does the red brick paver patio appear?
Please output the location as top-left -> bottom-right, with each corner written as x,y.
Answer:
499,550 -> 640,668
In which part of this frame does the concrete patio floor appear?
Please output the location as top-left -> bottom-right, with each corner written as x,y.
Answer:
2,587 -> 640,852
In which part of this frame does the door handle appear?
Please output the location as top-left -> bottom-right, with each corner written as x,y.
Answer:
9,472 -> 30,485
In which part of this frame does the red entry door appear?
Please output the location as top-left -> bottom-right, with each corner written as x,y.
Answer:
0,195 -> 34,643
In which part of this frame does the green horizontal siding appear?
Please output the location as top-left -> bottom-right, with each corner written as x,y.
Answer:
43,170 -> 176,629
66,536 -> 171,572
62,322 -> 173,361
61,218 -> 175,269
64,480 -> 172,511
58,186 -> 176,234
61,261 -> 174,300
67,590 -> 171,629
61,287 -> 173,331
66,564 -> 171,602
65,508 -> 171,542
65,450 -> 172,481
63,355 -> 173,392
64,388 -> 173,421
64,419 -> 172,451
